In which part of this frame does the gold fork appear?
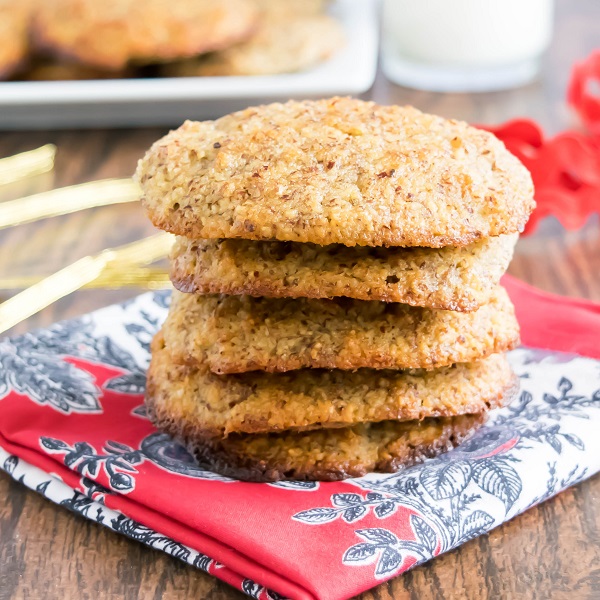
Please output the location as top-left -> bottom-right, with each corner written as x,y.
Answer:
0,232 -> 173,335
0,268 -> 170,291
0,144 -> 57,186
0,178 -> 141,230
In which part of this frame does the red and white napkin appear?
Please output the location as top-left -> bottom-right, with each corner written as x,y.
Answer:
1,276 -> 599,600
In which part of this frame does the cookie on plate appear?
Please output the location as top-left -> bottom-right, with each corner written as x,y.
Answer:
252,0 -> 328,17
148,333 -> 518,437
163,287 -> 519,373
0,0 -> 31,80
169,234 -> 517,311
166,13 -> 344,77
146,407 -> 486,482
32,0 -> 259,70
21,60 -> 132,81
135,98 -> 535,247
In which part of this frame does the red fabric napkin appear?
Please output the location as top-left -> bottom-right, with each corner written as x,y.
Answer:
503,275 -> 600,360
1,275 -> 600,600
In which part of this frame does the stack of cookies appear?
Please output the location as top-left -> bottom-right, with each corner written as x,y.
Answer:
136,98 -> 535,482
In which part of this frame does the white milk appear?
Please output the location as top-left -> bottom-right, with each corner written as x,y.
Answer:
382,0 -> 555,92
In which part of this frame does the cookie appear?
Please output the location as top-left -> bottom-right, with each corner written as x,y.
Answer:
170,233 -> 517,312
32,0 -> 258,71
163,287 -> 519,374
135,98 -> 534,247
166,13 -> 344,77
252,0 -> 328,17
21,60 -> 131,81
0,0 -> 30,80
146,406 -> 486,482
147,333 -> 518,437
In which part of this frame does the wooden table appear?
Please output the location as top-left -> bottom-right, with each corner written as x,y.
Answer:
1,1 -> 599,598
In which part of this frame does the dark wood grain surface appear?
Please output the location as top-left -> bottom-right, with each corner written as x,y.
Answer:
1,1 -> 599,598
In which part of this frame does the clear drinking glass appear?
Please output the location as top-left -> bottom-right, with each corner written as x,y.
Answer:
382,0 -> 555,92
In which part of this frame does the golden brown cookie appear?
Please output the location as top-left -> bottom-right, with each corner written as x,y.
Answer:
147,333 -> 518,437
20,60 -> 131,81
170,233 -> 517,312
0,0 -> 30,80
146,406 -> 486,482
166,13 -> 344,77
252,0 -> 328,17
135,98 -> 535,248
32,0 -> 258,70
163,287 -> 519,374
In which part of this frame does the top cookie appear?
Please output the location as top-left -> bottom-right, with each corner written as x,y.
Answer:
32,0 -> 258,70
136,98 -> 535,248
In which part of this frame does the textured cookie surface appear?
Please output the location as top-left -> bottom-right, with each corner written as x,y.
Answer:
163,287 -> 519,373
147,333 -> 518,437
136,98 -> 534,247
166,13 -> 344,77
170,233 -> 517,311
0,0 -> 30,79
32,0 -> 258,70
147,405 -> 485,482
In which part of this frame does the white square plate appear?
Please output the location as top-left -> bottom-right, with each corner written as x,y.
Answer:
0,0 -> 379,129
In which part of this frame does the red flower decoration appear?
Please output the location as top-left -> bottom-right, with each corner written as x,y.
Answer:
568,50 -> 600,137
481,119 -> 600,235
475,50 -> 600,235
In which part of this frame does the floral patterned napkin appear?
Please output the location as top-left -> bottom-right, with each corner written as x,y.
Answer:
1,276 -> 599,600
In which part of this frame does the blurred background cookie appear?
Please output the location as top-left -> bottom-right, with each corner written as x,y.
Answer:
3,0 -> 346,82
0,0 -> 31,80
164,0 -> 344,76
31,0 -> 259,71
252,0 -> 328,17
17,59 -> 134,81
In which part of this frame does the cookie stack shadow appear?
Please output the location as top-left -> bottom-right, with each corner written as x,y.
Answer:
136,98 -> 535,482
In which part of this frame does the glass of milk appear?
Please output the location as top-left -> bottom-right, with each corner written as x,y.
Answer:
382,0 -> 555,92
